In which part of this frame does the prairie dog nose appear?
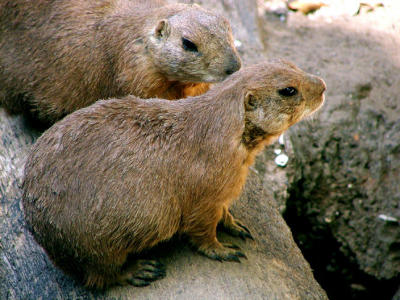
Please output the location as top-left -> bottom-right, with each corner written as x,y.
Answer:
310,75 -> 327,95
224,53 -> 241,75
301,74 -> 327,104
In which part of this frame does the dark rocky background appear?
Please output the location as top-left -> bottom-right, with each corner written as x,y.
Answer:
259,0 -> 400,299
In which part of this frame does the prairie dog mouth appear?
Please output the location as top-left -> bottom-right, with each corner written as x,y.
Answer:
303,94 -> 325,119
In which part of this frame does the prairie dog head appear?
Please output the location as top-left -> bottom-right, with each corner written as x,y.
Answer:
240,59 -> 326,137
148,4 -> 241,83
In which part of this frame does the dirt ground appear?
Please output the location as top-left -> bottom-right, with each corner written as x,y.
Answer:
258,1 -> 400,299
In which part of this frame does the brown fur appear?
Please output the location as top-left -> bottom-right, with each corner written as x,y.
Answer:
0,0 -> 241,123
22,60 -> 326,289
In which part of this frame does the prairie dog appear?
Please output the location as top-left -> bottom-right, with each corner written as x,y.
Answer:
0,0 -> 241,123
23,60 -> 326,289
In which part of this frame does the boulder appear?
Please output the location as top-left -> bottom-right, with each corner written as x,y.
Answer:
259,2 -> 400,298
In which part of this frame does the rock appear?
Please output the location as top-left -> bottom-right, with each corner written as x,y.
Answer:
287,88 -> 400,289
0,0 -> 327,299
285,12 -> 400,281
394,288 -> 400,300
258,2 -> 400,298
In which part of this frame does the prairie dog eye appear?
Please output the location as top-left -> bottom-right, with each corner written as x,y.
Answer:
182,38 -> 198,52
278,87 -> 298,97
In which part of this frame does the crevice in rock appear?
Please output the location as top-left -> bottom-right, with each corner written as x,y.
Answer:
283,180 -> 400,300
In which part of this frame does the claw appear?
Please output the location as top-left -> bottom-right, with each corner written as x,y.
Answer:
238,223 -> 251,235
220,215 -> 254,241
139,260 -> 165,269
197,242 -> 246,263
123,259 -> 166,287
214,255 -> 223,262
223,243 -> 240,250
226,254 -> 241,263
239,231 -> 254,241
126,278 -> 151,287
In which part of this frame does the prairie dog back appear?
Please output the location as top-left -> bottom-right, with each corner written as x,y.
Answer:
0,0 -> 241,123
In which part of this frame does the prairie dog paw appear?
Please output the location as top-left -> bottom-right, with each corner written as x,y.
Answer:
197,241 -> 246,262
119,259 -> 166,287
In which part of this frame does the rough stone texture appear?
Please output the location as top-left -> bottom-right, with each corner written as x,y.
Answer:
290,98 -> 400,279
0,0 -> 327,299
258,1 -> 400,299
394,288 -> 400,300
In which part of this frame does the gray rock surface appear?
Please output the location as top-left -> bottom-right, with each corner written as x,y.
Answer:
289,95 -> 400,279
0,0 -> 327,299
259,1 -> 400,298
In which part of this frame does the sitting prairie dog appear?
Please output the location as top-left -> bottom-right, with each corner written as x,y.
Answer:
22,59 -> 326,289
0,0 -> 241,123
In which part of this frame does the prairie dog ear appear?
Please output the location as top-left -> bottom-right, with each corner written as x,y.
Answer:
155,19 -> 170,38
244,92 -> 258,111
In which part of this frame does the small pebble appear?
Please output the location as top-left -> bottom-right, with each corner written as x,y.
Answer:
378,214 -> 398,223
234,40 -> 242,48
275,153 -> 289,167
